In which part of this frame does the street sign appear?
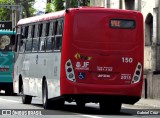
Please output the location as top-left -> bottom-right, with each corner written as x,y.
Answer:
0,21 -> 12,30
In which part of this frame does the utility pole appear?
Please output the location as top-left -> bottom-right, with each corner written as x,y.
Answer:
14,0 -> 22,27
105,0 -> 110,8
77,0 -> 80,7
66,0 -> 70,9
119,0 -> 123,9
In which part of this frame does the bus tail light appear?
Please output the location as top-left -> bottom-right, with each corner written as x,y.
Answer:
65,59 -> 76,82
131,62 -> 142,84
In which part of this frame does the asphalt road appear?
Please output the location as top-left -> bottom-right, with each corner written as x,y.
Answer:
0,92 -> 159,118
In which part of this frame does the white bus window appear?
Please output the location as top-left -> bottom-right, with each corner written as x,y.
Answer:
32,25 -> 35,38
39,24 -> 43,37
25,39 -> 32,52
46,21 -> 56,51
25,26 -> 29,38
49,22 -> 53,36
28,26 -> 32,38
56,20 -> 63,35
46,37 -> 55,51
42,23 -> 46,37
46,37 -> 52,51
32,24 -> 39,52
19,26 -> 28,53
19,36 -> 25,53
21,26 -> 28,38
21,26 -> 25,37
39,38 -> 46,51
25,25 -> 34,52
55,36 -> 62,50
39,23 -> 47,52
46,22 -> 50,36
54,19 -> 63,51
32,38 -> 39,52
49,21 -> 56,36
34,24 -> 39,38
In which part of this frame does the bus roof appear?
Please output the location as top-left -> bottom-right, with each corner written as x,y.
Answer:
0,30 -> 16,35
17,10 -> 65,25
17,7 -> 141,26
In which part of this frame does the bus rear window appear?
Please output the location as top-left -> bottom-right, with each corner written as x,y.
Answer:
110,19 -> 135,29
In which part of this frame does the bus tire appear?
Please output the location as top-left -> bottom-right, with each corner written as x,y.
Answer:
99,101 -> 122,114
42,80 -> 51,109
21,84 -> 32,104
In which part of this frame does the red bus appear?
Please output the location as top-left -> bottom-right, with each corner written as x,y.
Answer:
13,7 -> 144,113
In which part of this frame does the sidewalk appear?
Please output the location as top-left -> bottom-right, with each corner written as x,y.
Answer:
134,98 -> 160,109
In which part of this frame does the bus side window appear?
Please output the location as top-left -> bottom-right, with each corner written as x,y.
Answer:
46,22 -> 50,36
19,26 -> 26,53
32,24 -> 39,52
46,21 -> 56,51
25,26 -> 29,38
55,19 -> 63,50
10,33 -> 16,51
56,20 -> 63,35
46,22 -> 51,51
39,23 -> 46,51
25,25 -> 33,52
16,34 -> 20,52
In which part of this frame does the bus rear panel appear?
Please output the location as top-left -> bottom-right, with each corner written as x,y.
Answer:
61,8 -> 143,104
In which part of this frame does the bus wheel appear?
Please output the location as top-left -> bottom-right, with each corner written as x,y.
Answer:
76,100 -> 86,108
21,84 -> 32,104
42,80 -> 51,109
99,101 -> 122,114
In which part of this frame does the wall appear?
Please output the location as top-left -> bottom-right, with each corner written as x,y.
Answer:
142,72 -> 160,99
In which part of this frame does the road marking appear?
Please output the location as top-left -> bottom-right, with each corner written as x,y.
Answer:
0,98 -> 20,103
81,115 -> 102,118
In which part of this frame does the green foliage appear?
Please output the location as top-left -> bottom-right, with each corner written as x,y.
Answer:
70,0 -> 78,8
46,2 -> 54,13
0,0 -> 14,4
0,0 -> 14,21
53,0 -> 64,12
0,8 -> 11,21
0,0 -> 35,21
20,0 -> 36,17
51,0 -> 90,12
71,0 -> 90,7
29,5 -> 36,17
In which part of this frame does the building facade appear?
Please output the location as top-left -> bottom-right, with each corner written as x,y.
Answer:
90,0 -> 160,99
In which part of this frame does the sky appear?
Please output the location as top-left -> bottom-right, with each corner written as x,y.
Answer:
34,0 -> 47,14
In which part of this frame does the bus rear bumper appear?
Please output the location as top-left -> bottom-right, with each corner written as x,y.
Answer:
61,81 -> 143,104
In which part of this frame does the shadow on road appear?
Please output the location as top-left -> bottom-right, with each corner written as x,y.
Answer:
0,91 -> 17,96
32,103 -> 132,115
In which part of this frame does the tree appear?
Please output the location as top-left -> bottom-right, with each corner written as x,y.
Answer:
0,0 -> 14,21
0,0 -> 35,21
53,0 -> 64,12
14,0 -> 35,18
47,0 -> 90,12
46,0 -> 53,13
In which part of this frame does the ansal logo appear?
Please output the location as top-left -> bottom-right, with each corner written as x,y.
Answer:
75,62 -> 90,70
